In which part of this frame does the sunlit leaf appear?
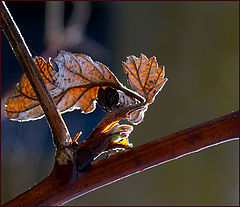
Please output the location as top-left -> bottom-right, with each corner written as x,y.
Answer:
122,54 -> 167,104
5,51 -> 121,121
122,54 -> 167,124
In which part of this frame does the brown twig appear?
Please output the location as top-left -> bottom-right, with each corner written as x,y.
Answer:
1,1 -> 72,160
4,110 -> 239,206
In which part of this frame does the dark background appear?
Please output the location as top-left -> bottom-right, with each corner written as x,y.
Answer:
1,1 -> 238,205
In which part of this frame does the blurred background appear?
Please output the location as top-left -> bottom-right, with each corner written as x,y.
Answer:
1,1 -> 238,205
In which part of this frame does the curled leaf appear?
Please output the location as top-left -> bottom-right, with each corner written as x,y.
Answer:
97,87 -> 138,113
5,51 -> 121,121
97,87 -> 120,112
127,105 -> 148,125
96,86 -> 145,125
104,124 -> 134,155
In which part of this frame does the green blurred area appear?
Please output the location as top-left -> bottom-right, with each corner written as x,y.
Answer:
2,1 -> 239,206
68,2 -> 239,205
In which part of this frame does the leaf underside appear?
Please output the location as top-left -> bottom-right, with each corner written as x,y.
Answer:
123,54 -> 167,104
5,52 -> 167,126
123,54 -> 167,124
5,51 -> 121,121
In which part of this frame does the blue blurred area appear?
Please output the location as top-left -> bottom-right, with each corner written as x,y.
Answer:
1,1 -> 109,143
1,1 -> 109,203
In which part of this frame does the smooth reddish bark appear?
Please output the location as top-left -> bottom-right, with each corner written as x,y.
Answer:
4,110 -> 239,206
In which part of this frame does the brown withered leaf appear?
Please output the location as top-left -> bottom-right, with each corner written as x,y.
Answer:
122,54 -> 167,124
127,105 -> 148,125
5,51 -> 121,121
122,54 -> 167,104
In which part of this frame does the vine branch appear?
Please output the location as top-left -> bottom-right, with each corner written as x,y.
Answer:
1,2 -> 72,151
4,110 -> 239,206
2,2 -> 238,206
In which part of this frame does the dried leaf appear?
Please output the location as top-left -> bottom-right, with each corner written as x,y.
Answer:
5,51 -> 121,121
106,124 -> 134,150
96,86 -> 144,125
97,87 -> 120,112
122,54 -> 167,124
127,105 -> 148,125
97,87 -> 138,113
122,54 -> 167,104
